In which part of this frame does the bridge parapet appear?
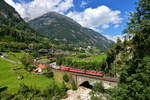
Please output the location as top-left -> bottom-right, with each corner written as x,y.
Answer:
71,74 -> 117,88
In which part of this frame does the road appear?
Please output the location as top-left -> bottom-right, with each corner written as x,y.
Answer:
1,57 -> 20,64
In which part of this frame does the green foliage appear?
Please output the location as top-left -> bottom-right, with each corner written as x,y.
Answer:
44,69 -> 54,78
110,0 -> 150,99
63,74 -> 69,83
101,37 -> 125,76
126,0 -> 150,56
15,82 -> 67,99
0,90 -> 14,100
0,86 -> 8,93
0,0 -> 45,47
18,83 -> 30,97
93,82 -> 105,93
31,52 -> 40,58
71,80 -> 77,90
42,81 -> 67,99
61,81 -> 68,92
90,94 -> 104,100
0,82 -> 67,99
57,55 -> 106,71
20,54 -> 33,68
111,57 -> 150,100
0,42 -> 28,52
56,56 -> 63,65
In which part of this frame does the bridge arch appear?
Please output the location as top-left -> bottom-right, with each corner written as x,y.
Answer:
80,81 -> 93,89
71,74 -> 117,89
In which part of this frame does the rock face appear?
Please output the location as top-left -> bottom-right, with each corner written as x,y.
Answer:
62,87 -> 92,100
28,12 -> 113,50
62,82 -> 116,100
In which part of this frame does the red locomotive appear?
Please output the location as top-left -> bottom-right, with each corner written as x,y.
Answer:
58,66 -> 103,77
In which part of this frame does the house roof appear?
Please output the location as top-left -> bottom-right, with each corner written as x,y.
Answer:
38,64 -> 46,69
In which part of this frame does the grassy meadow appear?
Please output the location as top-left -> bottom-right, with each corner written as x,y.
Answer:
0,52 -> 60,93
68,54 -> 107,63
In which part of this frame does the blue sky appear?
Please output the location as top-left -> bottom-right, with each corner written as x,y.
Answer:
6,0 -> 137,41
71,0 -> 136,40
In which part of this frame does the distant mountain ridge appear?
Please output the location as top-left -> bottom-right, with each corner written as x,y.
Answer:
28,12 -> 113,50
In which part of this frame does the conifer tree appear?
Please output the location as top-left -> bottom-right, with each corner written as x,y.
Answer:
112,0 -> 150,99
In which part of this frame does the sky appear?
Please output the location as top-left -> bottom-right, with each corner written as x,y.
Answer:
4,0 -> 137,42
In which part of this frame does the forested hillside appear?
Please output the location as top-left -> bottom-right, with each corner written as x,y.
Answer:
0,0 -> 40,43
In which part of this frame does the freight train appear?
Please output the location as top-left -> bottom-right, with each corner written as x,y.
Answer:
51,65 -> 103,77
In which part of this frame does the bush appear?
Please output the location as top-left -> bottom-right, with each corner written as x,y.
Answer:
18,83 -> 29,95
63,74 -> 69,82
93,82 -> 105,93
44,69 -> 54,78
72,80 -> 77,90
32,52 -> 40,58
0,91 -> 14,100
61,81 -> 68,96
42,81 -> 67,99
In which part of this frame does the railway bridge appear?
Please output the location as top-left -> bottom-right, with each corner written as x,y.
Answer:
49,67 -> 118,88
71,73 -> 118,88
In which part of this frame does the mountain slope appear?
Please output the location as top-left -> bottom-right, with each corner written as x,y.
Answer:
28,12 -> 112,50
0,0 -> 39,43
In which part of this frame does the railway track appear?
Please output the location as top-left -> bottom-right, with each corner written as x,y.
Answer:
34,61 -> 118,83
50,67 -> 118,83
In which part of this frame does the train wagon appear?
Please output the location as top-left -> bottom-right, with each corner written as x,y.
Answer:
96,72 -> 103,76
86,70 -> 103,77
69,68 -> 85,73
59,66 -> 65,70
64,67 -> 70,71
58,65 -> 103,77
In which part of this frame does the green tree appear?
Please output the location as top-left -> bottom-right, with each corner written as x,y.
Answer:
20,54 -> 33,69
63,74 -> 69,83
115,37 -> 123,54
56,56 -> 63,65
111,0 -> 150,99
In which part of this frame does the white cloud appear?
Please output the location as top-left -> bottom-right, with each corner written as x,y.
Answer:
114,24 -> 119,28
67,5 -> 122,31
80,1 -> 87,8
102,24 -> 109,29
5,1 -> 122,31
5,0 -> 74,19
104,34 -> 124,42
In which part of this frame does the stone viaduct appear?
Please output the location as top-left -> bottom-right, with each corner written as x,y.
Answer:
71,73 -> 118,88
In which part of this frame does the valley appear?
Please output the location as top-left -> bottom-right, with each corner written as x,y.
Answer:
0,0 -> 150,100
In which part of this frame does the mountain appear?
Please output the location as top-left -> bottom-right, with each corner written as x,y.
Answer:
28,12 -> 113,50
24,17 -> 31,22
0,0 -> 39,43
